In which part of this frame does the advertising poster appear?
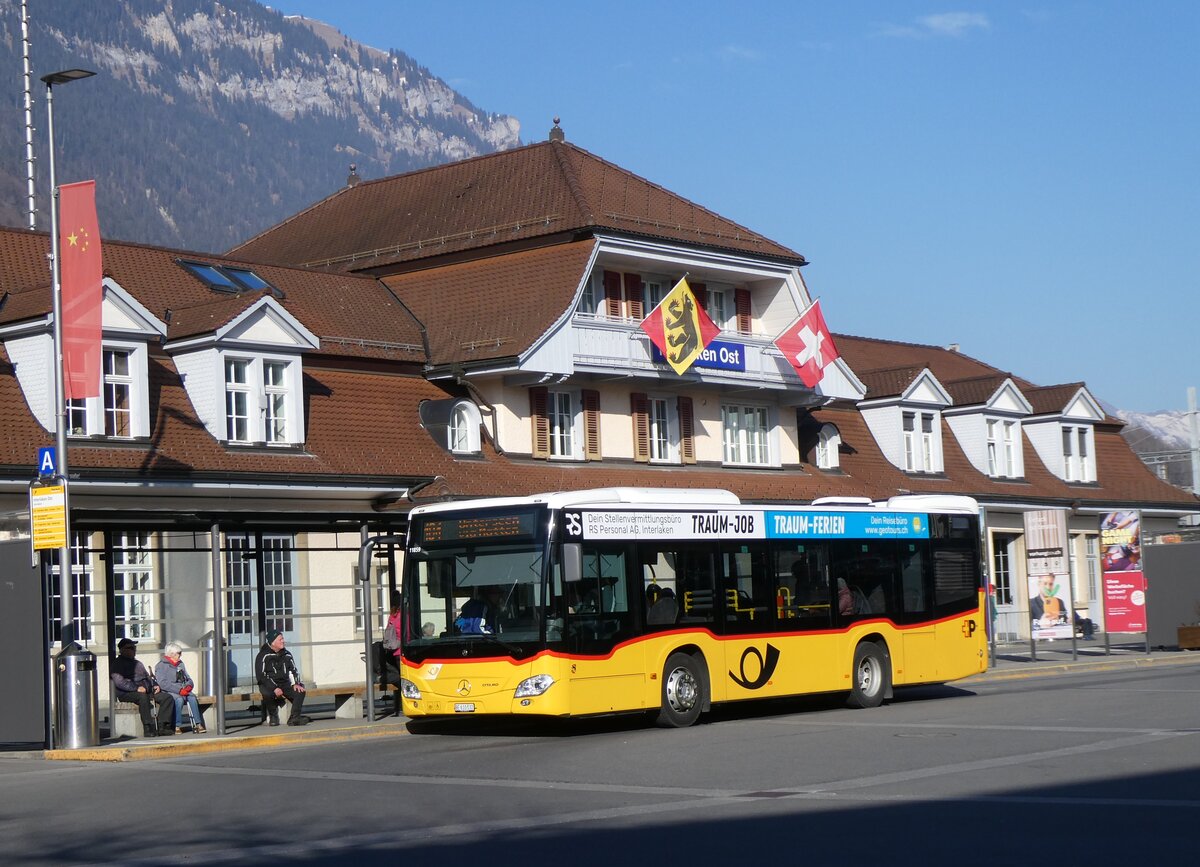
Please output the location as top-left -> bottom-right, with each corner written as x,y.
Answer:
1100,510 -> 1146,633
1025,509 -> 1073,640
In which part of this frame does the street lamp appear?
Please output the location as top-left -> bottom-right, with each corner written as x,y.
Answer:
41,68 -> 95,646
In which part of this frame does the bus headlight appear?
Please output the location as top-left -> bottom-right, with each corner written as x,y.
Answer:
513,674 -> 555,698
400,679 -> 421,700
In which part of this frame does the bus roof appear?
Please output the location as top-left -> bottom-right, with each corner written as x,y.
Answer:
410,488 -> 979,517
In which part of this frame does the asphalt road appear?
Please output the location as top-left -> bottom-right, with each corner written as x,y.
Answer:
4,664 -> 1199,865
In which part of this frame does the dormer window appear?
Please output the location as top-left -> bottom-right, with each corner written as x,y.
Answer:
902,410 -> 940,473
448,400 -> 482,454
986,419 -> 1020,478
815,424 -> 841,470
1063,425 -> 1093,482
224,355 -> 299,445
64,342 -> 149,439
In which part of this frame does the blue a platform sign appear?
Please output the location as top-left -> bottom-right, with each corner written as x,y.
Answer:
652,340 -> 746,372
37,447 -> 56,477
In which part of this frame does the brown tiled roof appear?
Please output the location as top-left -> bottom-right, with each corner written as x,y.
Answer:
0,228 -> 425,363
381,240 -> 596,365
166,293 -> 266,342
855,366 -> 927,400
836,334 -> 1007,385
1025,382 -> 1088,416
943,374 -> 1011,407
228,140 -> 803,270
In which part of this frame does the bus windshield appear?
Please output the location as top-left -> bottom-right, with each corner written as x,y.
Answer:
404,541 -> 547,646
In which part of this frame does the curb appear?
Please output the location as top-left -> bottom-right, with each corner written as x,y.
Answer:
44,722 -> 403,762
963,652 -> 1200,684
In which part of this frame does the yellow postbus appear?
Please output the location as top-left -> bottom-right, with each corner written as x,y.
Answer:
398,488 -> 987,727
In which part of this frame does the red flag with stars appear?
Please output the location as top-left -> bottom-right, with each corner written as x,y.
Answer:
59,180 -> 103,400
773,299 -> 840,389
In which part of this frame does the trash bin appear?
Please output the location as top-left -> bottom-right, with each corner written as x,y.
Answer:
54,642 -> 98,748
198,631 -> 227,696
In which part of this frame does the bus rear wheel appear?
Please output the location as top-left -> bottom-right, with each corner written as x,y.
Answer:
657,652 -> 705,727
847,641 -> 889,709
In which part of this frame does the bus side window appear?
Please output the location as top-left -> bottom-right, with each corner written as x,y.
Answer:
721,541 -> 770,632
678,548 -> 716,624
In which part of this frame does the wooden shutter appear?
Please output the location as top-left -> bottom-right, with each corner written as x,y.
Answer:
678,396 -> 696,464
624,273 -> 644,321
691,282 -> 708,318
603,270 -> 623,318
529,387 -> 549,459
735,288 -> 752,334
582,389 -> 602,461
631,392 -> 650,463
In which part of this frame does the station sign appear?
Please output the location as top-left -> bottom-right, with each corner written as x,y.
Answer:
651,339 -> 746,372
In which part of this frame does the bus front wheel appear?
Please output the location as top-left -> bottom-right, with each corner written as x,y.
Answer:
848,642 -> 889,709
657,652 -> 705,727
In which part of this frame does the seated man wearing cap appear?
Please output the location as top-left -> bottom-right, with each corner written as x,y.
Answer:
111,637 -> 174,738
254,629 -> 310,726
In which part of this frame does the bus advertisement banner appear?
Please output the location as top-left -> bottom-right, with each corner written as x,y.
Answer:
577,509 -> 930,541
1099,510 -> 1145,633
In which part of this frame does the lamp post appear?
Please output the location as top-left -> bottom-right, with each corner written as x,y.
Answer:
42,68 -> 95,647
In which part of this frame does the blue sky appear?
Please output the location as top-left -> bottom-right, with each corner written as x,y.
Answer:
276,1 -> 1197,414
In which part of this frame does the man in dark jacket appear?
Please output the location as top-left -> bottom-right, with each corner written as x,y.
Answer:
111,637 -> 174,738
254,630 -> 310,726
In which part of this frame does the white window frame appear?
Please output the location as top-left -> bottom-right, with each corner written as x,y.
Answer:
449,400 -> 482,454
647,395 -> 680,464
903,411 -> 917,471
64,341 -> 149,439
903,409 -> 940,473
112,531 -> 155,641
722,403 -> 771,467
815,423 -> 841,470
50,532 -> 93,644
987,418 -> 1020,478
548,390 -> 580,460
706,284 -> 733,331
578,273 -> 599,315
1063,424 -> 1093,482
221,352 -> 302,446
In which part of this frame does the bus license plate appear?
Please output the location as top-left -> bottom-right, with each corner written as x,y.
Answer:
454,703 -> 476,713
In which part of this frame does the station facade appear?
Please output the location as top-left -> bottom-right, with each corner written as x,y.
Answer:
0,125 -> 1194,737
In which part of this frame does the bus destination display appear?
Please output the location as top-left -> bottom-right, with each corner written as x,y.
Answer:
420,511 -> 537,544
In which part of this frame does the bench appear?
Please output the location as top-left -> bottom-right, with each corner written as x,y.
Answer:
225,683 -> 381,723
110,682 -> 397,737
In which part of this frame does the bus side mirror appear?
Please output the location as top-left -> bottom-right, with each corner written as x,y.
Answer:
563,543 -> 582,583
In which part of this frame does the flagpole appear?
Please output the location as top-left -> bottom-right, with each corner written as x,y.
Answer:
41,68 -> 96,648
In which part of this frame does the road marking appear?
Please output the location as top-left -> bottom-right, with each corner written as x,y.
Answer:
77,728 -> 1200,867
764,718 -> 1200,735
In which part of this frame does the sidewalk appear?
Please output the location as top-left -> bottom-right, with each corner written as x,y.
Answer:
965,639 -> 1200,684
38,708 -> 410,763
23,644 -> 1200,762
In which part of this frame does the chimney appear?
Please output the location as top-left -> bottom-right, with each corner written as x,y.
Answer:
548,117 -> 564,142
346,163 -> 361,187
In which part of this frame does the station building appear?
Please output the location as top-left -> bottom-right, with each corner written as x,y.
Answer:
0,124 -> 1194,741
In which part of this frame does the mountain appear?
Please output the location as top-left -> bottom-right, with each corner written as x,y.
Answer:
1116,408 -> 1195,491
0,0 -> 520,252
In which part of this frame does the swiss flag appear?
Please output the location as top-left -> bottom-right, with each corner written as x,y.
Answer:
774,299 -> 840,389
